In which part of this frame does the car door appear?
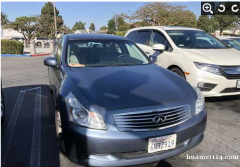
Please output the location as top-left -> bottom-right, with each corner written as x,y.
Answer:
134,30 -> 153,56
148,30 -> 173,68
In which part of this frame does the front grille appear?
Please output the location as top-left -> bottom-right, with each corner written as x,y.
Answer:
220,66 -> 240,80
220,88 -> 240,93
113,105 -> 191,132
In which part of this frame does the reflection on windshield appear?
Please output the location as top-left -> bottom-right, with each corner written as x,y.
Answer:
167,30 -> 229,49
67,40 -> 149,67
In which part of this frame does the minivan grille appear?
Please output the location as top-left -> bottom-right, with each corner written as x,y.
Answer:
113,105 -> 191,132
220,66 -> 240,80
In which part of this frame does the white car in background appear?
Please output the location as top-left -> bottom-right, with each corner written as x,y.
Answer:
218,37 -> 240,51
125,26 -> 240,97
34,37 -> 50,46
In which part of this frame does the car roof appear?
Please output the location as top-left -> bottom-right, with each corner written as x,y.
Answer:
65,34 -> 127,41
127,26 -> 201,32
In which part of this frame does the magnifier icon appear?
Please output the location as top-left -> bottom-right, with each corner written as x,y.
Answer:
203,3 -> 213,14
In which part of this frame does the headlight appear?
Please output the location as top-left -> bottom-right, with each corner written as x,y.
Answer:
66,92 -> 107,130
194,88 -> 205,115
195,62 -> 222,75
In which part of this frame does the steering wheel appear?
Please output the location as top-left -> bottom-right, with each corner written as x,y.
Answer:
116,54 -> 129,61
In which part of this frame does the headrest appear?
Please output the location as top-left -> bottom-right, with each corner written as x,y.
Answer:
70,44 -> 81,55
105,44 -> 117,54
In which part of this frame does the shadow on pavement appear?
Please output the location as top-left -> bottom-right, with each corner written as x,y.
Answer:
205,95 -> 240,102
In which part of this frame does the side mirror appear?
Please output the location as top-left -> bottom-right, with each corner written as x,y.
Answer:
149,55 -> 157,63
152,44 -> 165,51
44,57 -> 58,68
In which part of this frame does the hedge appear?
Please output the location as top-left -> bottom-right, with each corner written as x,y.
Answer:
1,39 -> 24,54
115,31 -> 126,37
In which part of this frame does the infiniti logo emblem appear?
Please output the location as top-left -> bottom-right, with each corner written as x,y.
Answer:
152,115 -> 167,124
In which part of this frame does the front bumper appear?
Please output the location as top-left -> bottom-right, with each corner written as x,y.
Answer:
187,70 -> 240,97
63,109 -> 207,167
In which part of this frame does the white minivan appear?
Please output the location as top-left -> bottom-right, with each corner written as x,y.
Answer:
125,26 -> 240,97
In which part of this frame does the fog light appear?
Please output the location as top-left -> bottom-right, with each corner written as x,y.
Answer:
197,82 -> 217,92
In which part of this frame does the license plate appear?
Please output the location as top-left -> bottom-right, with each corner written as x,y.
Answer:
237,80 -> 240,89
148,134 -> 177,153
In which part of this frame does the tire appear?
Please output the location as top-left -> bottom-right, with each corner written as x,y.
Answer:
37,42 -> 41,46
55,110 -> 62,136
55,110 -> 66,155
171,68 -> 186,79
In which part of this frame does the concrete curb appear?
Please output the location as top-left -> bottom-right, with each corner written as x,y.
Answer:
31,53 -> 51,57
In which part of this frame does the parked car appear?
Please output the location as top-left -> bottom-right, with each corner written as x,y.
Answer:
34,37 -> 49,46
44,34 -> 207,167
218,37 -> 240,51
10,37 -> 25,43
125,26 -> 240,97
229,37 -> 240,43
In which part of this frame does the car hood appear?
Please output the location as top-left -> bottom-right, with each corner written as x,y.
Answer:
182,48 -> 240,65
67,65 -> 193,110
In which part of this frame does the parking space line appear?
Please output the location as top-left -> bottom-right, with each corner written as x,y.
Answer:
1,91 -> 25,166
29,87 -> 42,167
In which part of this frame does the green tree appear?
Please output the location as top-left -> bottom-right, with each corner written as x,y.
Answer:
197,15 -> 212,32
107,19 -> 116,34
1,12 -> 9,26
60,25 -> 73,34
212,15 -> 236,36
6,16 -> 39,45
89,23 -> 95,30
116,17 -> 125,31
100,26 -> 107,31
132,2 -> 196,27
39,2 -> 64,38
72,21 -> 86,31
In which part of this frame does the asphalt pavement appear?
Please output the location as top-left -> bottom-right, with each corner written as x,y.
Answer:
1,56 -> 240,167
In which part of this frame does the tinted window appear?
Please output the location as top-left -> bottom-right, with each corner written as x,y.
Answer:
167,30 -> 228,49
151,31 -> 172,51
135,31 -> 150,45
126,31 -> 137,42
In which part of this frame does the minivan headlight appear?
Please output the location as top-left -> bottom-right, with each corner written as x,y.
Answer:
65,92 -> 107,130
194,88 -> 205,115
195,62 -> 222,75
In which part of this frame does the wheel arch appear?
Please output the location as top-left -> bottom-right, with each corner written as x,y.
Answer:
167,65 -> 186,79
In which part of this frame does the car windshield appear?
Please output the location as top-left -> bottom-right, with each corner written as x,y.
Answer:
222,39 -> 240,50
167,30 -> 229,49
67,40 -> 149,67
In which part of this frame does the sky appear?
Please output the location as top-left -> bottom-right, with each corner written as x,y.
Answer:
1,2 -> 201,30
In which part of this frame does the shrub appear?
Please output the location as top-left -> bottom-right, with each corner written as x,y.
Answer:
106,30 -> 115,35
115,31 -> 126,37
1,39 -> 24,54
